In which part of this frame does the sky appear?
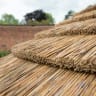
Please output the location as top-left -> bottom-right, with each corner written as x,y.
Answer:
0,0 -> 96,23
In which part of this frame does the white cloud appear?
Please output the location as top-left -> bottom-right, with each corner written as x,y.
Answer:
0,0 -> 96,23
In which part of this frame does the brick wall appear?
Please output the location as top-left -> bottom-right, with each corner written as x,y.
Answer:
0,25 -> 53,51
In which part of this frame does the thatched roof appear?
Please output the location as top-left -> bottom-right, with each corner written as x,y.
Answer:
0,54 -> 96,96
35,18 -> 96,38
75,4 -> 96,16
0,5 -> 96,95
12,35 -> 96,73
56,5 -> 96,26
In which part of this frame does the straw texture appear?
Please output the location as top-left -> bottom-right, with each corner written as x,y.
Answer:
35,18 -> 96,39
75,4 -> 96,16
0,54 -> 96,96
57,10 -> 96,26
12,35 -> 96,73
0,5 -> 96,96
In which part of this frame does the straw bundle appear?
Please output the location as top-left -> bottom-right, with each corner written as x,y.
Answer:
73,10 -> 96,20
75,4 -> 96,16
0,5 -> 96,96
12,35 -> 96,73
57,10 -> 96,26
35,18 -> 96,39
0,54 -> 96,96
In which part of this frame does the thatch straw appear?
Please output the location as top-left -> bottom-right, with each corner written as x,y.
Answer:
57,10 -> 96,26
73,10 -> 96,20
75,4 -> 96,16
12,35 -> 96,73
35,18 -> 96,39
0,54 -> 96,95
1,5 -> 96,95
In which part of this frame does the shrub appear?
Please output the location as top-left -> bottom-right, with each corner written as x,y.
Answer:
0,51 -> 10,58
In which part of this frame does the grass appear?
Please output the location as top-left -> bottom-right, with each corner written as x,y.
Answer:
0,51 -> 10,58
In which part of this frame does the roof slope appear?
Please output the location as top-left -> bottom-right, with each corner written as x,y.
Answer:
12,35 -> 96,73
0,54 -> 96,96
35,18 -> 96,38
56,5 -> 96,26
75,4 -> 96,16
0,4 -> 96,96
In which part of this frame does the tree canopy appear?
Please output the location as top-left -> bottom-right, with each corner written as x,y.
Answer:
0,14 -> 19,25
24,10 -> 55,25
65,10 -> 75,20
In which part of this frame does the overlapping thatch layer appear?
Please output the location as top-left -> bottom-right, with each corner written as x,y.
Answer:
73,10 -> 96,21
0,5 -> 96,96
35,18 -> 96,39
0,54 -> 96,96
12,5 -> 96,73
75,4 -> 96,16
57,8 -> 96,26
12,35 -> 96,73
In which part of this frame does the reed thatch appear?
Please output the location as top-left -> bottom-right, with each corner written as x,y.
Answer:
57,9 -> 96,26
35,18 -> 96,39
0,54 -> 96,96
0,5 -> 96,96
75,4 -> 96,16
73,10 -> 96,20
12,5 -> 96,73
12,35 -> 96,73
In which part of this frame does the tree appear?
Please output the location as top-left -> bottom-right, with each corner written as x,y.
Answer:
24,9 -> 55,25
20,19 -> 26,25
45,13 -> 54,24
65,10 -> 75,20
0,14 -> 19,25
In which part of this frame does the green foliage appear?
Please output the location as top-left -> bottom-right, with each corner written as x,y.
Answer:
0,14 -> 19,25
0,51 -> 10,58
25,10 -> 55,25
27,17 -> 54,26
45,13 -> 55,24
65,10 -> 75,20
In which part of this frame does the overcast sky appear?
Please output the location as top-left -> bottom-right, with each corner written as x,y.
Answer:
0,0 -> 96,23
